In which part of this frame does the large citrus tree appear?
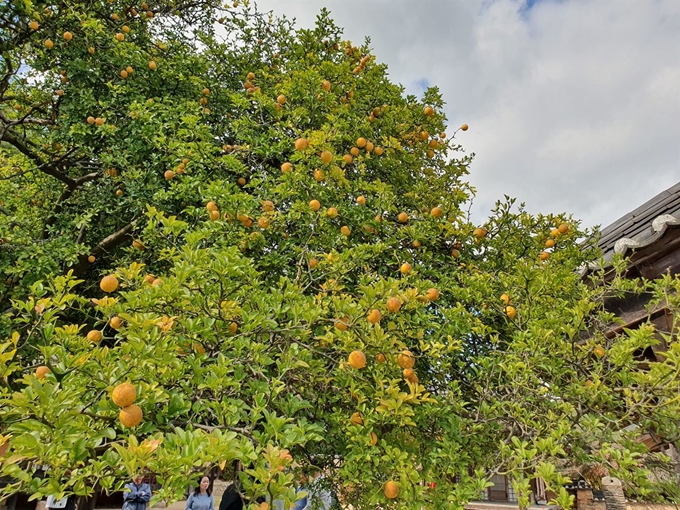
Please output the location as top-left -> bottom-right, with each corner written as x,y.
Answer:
1,1 -> 678,508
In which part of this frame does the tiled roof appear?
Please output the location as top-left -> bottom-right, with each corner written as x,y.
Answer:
581,182 -> 680,275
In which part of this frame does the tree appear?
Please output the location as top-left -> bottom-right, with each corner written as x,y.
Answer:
1,1 -> 678,508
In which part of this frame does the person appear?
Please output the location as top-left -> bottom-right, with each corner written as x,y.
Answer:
186,476 -> 214,510
219,483 -> 244,510
123,474 -> 152,510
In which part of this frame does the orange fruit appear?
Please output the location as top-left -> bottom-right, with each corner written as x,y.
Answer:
100,275 -> 119,293
460,124 -> 469,131
262,200 -> 274,212
148,61 -> 157,70
56,89 -> 64,96
420,130 -> 429,141
558,223 -> 569,234
320,150 -> 333,164
373,146 -> 384,156
397,350 -> 415,369
327,207 -> 338,219
429,139 -> 438,149
144,274 -> 155,284
539,251 -> 550,261
280,162 -> 292,173
350,412 -> 364,425
350,147 -> 360,157
322,80 -> 331,91
313,169 -> 324,181
202,87 -> 210,96
342,154 -> 353,164
386,297 -> 402,313
87,255 -> 96,263
431,206 -> 442,218
340,225 -> 351,236
545,239 -> 555,248
550,228 -> 561,238
505,305 -> 516,320
384,481 -> 400,499
403,368 -> 415,379
309,199 -> 321,212
36,366 -> 51,379
29,21 -> 39,30
152,278 -> 163,286
451,249 -> 460,258
95,117 -> 104,126
295,138 -> 308,151
309,258 -> 318,269
399,262 -> 412,275
369,432 -> 378,445
356,137 -> 367,148
472,227 -> 487,239
276,94 -> 286,105
426,149 -> 435,159
63,31 -> 73,41
121,25 -> 130,33
594,345 -> 606,358
426,288 -> 440,301
110,316 -> 123,330
206,201 -> 218,212
237,177 -> 246,186
335,318 -> 350,331
120,69 -> 129,79
257,217 -> 269,229
367,309 -> 381,324
87,116 -> 95,124
397,212 -> 408,223
164,170 -> 175,180
111,382 -> 136,407
348,350 -> 366,369
229,322 -> 238,334
44,39 -> 54,49
115,33 -> 125,42
356,195 -> 366,206
365,141 -> 374,152
87,330 -> 103,342
209,210 -> 220,221
119,404 -> 143,427
500,293 -> 510,305
424,106 -> 434,116
376,353 -> 386,363
132,239 -> 145,250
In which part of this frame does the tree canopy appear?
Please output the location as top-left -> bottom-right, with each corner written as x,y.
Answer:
0,1 -> 678,508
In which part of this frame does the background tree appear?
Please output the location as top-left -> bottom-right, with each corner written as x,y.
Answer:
1,1 -> 678,509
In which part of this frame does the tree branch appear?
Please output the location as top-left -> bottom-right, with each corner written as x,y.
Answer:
70,222 -> 137,276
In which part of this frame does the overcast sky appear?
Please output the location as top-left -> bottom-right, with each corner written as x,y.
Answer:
253,0 -> 679,230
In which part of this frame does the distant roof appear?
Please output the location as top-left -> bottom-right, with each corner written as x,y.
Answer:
581,182 -> 680,275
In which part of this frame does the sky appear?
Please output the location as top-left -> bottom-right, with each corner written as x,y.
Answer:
253,0 -> 680,230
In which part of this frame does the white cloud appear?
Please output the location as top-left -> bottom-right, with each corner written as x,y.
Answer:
253,0 -> 680,229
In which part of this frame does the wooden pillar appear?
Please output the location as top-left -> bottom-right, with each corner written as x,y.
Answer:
601,477 -> 626,510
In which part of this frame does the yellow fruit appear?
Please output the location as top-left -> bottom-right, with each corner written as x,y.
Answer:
505,305 -> 516,320
63,31 -> 73,41
309,199 -> 321,212
356,137 -> 367,148
132,239 -> 145,250
206,201 -> 218,212
426,288 -> 440,301
110,316 -> 123,330
327,207 -> 338,219
500,293 -> 510,305
558,223 -> 569,234
257,217 -> 269,229
148,61 -> 157,70
111,382 -> 136,407
87,255 -> 96,263
369,432 -> 378,445
545,239 -> 555,248
237,177 -> 246,186
539,251 -> 550,261
322,80 -> 331,91
152,278 -> 163,286
115,33 -> 125,42
295,138 -> 308,151
340,225 -> 351,236
229,322 -> 238,334
100,275 -> 119,293
202,87 -> 210,96
550,228 -> 561,238
36,366 -> 51,379
280,162 -> 292,173
120,69 -> 129,79
473,227 -> 487,239
365,141 -> 374,153
424,106 -> 434,116
164,170 -> 175,180
384,481 -> 400,499
209,210 -> 220,221
121,25 -> 130,33
373,146 -> 384,156
350,412 -> 364,425
399,263 -> 412,275
403,368 -> 415,380
431,206 -> 442,218
313,169 -> 324,181
397,212 -> 409,224
44,39 -> 54,49
342,154 -> 353,164
594,346 -> 606,358
87,330 -> 103,343
276,94 -> 286,105
398,350 -> 415,369
460,124 -> 469,131
29,21 -> 39,30
263,200 -> 274,212
309,258 -> 318,269
367,309 -> 381,324
386,297 -> 402,313
335,317 -> 350,331
376,353 -> 386,363
87,116 -> 95,125
356,195 -> 366,206
412,240 -> 421,248
95,117 -> 104,126
119,404 -> 143,427
144,274 -> 155,284
348,350 -> 366,369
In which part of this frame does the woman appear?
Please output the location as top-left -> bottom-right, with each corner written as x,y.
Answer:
123,474 -> 152,510
186,476 -> 214,510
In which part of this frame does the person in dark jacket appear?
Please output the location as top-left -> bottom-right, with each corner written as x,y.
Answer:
218,483 -> 244,510
123,474 -> 152,510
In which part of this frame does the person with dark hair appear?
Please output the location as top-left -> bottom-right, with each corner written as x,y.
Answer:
186,476 -> 213,510
123,474 -> 152,510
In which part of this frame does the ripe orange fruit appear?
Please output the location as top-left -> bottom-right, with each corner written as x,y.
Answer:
384,481 -> 400,499
426,288 -> 440,301
144,274 -> 155,284
87,255 -> 96,263
95,117 -> 104,126
365,141 -> 374,153
87,116 -> 95,125
399,262 -> 412,275
295,138 -> 308,151
367,309 -> 381,324
56,89 -> 64,96
112,382 -> 136,407
327,207 -> 338,219
350,147 -> 360,157
500,293 -> 510,305
376,353 -> 386,363
424,106 -> 434,116
373,146 -> 384,156
202,87 -> 210,96
322,80 -> 331,91
112,13 -> 120,21
229,322 -> 238,334
206,201 -> 218,212
342,154 -> 353,164
263,200 -> 274,212
451,249 -> 460,258
340,225 -> 351,236
121,25 -> 130,33
276,94 -> 286,105
110,316 -> 123,330
460,124 -> 469,131
209,210 -> 220,221
431,206 -> 442,218
87,330 -> 103,342
426,149 -> 435,159
335,317 -> 350,331
472,227 -> 487,239
397,350 -> 415,369
309,199 -> 321,212
420,130 -> 429,141
550,228 -> 561,238
313,169 -> 324,181
119,404 -> 143,427
356,137 -> 367,148
320,151 -> 333,164
44,39 -> 54,49
585,380 -> 594,388
539,251 -> 550,261
505,305 -> 516,320
403,368 -> 415,379
386,297 -> 402,313
280,162 -> 292,173
594,345 -> 606,358
29,21 -> 39,30
132,239 -> 145,250
309,258 -> 318,269
148,61 -> 157,70
348,350 -> 366,369
397,212 -> 408,223
115,33 -> 125,42
100,275 -> 119,293
558,223 -> 569,234
36,366 -> 51,379
152,278 -> 163,286
429,139 -> 438,149
237,177 -> 246,186
146,10 -> 154,17
369,432 -> 378,445
257,217 -> 269,229
356,196 -> 366,206
350,412 -> 364,425
120,69 -> 129,79
164,170 -> 175,180
545,239 -> 555,248
63,31 -> 73,41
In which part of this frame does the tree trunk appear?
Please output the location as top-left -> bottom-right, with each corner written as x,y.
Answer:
601,477 -> 626,510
